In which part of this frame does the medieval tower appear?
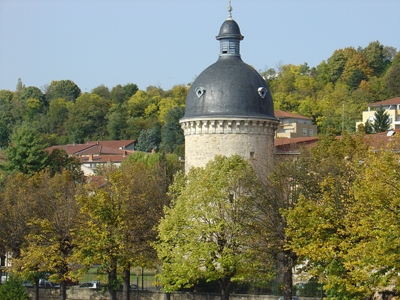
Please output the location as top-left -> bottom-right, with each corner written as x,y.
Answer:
180,3 -> 279,173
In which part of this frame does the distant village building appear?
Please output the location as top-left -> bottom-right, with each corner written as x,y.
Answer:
274,110 -> 317,138
48,140 -> 135,176
357,97 -> 400,130
180,7 -> 279,173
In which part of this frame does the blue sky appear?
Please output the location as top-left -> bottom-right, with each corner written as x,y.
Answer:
1,0 -> 399,93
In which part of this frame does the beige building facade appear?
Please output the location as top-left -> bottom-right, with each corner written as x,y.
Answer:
274,110 -> 317,138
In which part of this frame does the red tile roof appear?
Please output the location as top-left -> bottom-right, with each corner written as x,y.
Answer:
274,110 -> 312,120
368,97 -> 400,107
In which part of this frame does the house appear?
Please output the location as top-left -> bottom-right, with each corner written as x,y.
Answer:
274,110 -> 317,138
357,97 -> 400,130
47,140 -> 135,176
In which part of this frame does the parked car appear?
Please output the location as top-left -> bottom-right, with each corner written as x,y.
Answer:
39,278 -> 56,288
130,284 -> 139,290
23,280 -> 34,288
78,281 -> 101,289
278,297 -> 300,300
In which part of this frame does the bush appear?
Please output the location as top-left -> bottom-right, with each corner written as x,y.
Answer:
0,276 -> 30,300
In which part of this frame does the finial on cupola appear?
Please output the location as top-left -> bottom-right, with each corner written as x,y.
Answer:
228,0 -> 233,19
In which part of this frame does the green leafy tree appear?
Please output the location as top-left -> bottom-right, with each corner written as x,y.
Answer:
66,93 -> 110,143
2,123 -> 48,175
361,41 -> 390,76
44,98 -> 70,139
155,155 -> 264,300
110,83 -> 138,104
92,84 -> 111,99
0,90 -> 15,149
135,125 -> 161,152
45,80 -> 81,102
372,106 -> 391,133
0,276 -> 30,300
47,148 -> 84,182
160,106 -> 184,153
106,105 -> 128,140
385,65 -> 400,97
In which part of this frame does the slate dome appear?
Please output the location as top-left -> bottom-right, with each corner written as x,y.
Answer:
182,17 -> 275,120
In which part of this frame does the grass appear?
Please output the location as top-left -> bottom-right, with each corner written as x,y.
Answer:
77,267 -> 158,289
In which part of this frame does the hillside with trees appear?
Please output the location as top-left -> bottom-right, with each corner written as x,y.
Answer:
0,41 -> 398,158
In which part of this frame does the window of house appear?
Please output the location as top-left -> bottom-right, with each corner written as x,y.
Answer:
303,128 -> 307,136
309,129 -> 314,136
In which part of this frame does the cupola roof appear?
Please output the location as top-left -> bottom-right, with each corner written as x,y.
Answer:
182,3 -> 276,121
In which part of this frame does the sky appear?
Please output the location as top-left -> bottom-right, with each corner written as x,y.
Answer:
1,0 -> 400,93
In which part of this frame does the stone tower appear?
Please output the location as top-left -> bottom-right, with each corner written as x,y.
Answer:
180,4 -> 279,173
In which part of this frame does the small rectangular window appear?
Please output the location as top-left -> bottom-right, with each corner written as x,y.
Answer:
250,151 -> 255,158
303,128 -> 307,136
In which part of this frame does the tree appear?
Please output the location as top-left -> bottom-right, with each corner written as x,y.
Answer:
47,148 -> 84,182
0,172 -> 42,259
75,161 -> 168,300
45,80 -> 81,102
66,93 -> 110,143
135,125 -> 161,152
2,123 -> 48,176
0,90 -> 15,149
0,276 -> 30,300
251,157 -> 305,300
92,84 -> 110,99
155,155 -> 264,300
346,148 -> 400,294
110,83 -> 138,104
361,41 -> 390,76
284,132 -> 372,299
385,65 -> 400,97
12,170 -> 80,300
372,106 -> 391,133
160,106 -> 184,153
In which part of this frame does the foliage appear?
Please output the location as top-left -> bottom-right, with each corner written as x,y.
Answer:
155,155 -> 264,300
0,276 -> 30,300
45,79 -> 81,102
2,123 -> 48,175
160,106 -> 185,153
12,170 -> 80,300
74,161 -> 168,300
372,106 -> 391,133
135,125 -> 161,152
47,148 -> 84,182
385,65 -> 400,97
284,132 -> 383,299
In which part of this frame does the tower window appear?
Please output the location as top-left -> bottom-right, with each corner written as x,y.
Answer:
250,151 -> 255,158
258,87 -> 268,98
195,87 -> 205,98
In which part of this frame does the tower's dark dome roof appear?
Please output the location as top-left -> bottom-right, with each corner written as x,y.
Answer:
182,17 -> 275,121
216,19 -> 243,40
183,56 -> 275,119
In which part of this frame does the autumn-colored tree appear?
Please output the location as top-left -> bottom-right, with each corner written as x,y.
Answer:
285,132 -> 372,299
75,160 -> 168,300
12,170 -> 80,300
346,147 -> 400,294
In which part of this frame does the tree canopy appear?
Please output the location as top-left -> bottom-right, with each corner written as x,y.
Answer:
155,155 -> 265,300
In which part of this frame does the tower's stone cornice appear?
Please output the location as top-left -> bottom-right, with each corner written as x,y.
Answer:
180,117 -> 279,136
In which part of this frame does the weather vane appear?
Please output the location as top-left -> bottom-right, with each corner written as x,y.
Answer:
228,0 -> 232,19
